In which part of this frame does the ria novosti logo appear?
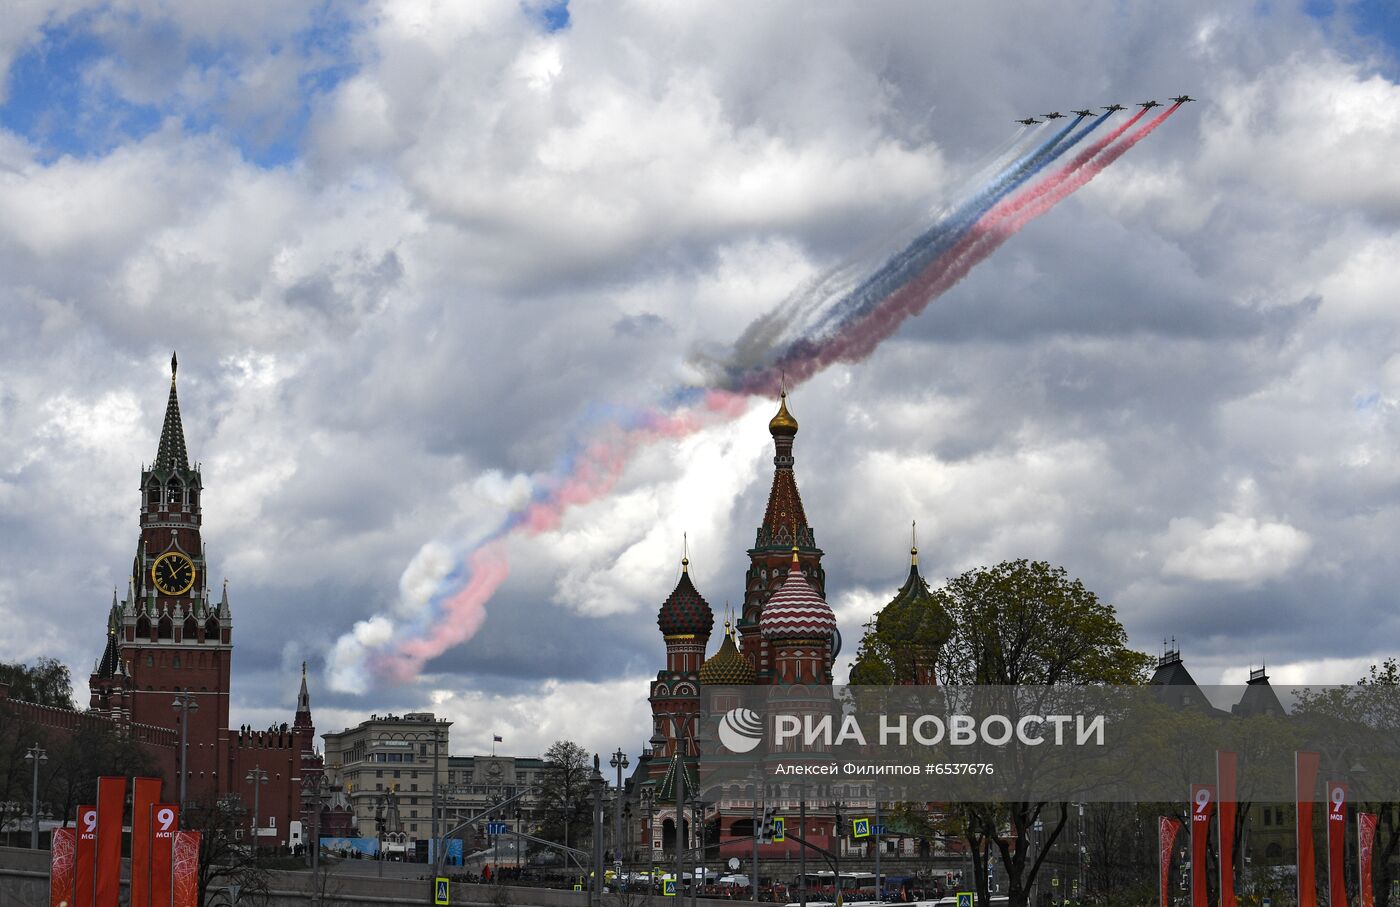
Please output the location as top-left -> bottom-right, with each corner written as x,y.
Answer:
718,708 -> 764,753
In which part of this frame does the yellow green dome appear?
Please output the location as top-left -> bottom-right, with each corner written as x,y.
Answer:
698,622 -> 757,685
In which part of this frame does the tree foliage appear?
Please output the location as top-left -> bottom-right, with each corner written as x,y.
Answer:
0,658 -> 75,709
537,740 -> 595,853
850,559 -> 1151,907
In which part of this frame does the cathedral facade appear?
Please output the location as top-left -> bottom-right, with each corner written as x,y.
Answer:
639,393 -> 930,865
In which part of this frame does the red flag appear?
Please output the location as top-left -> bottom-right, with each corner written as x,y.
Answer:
94,777 -> 125,907
151,805 -> 179,907
1217,751 -> 1238,907
171,830 -> 201,907
75,805 -> 97,907
1190,784 -> 1215,907
50,827 -> 76,907
1297,751 -> 1320,907
1158,815 -> 1183,907
1359,811 -> 1379,907
1327,782 -> 1349,907
131,777 -> 162,907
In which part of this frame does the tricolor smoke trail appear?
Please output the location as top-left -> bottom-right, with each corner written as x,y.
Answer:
326,102 -> 1185,693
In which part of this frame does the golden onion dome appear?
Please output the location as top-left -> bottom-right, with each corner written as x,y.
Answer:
768,390 -> 799,437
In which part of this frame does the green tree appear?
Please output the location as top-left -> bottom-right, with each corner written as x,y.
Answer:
848,559 -> 1152,907
1295,658 -> 1400,907
0,658 -> 75,709
538,740 -> 594,855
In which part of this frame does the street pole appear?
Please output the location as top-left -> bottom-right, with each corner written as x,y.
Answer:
675,754 -> 685,905
611,748 -> 630,880
171,692 -> 199,824
832,802 -> 842,907
592,755 -> 605,907
874,796 -> 881,903
751,780 -> 760,904
245,769 -> 268,858
799,789 -> 807,907
25,744 -> 47,849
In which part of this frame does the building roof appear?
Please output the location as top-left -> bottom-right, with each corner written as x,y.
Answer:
760,550 -> 837,641
657,560 -> 715,638
154,352 -> 189,473
698,623 -> 757,685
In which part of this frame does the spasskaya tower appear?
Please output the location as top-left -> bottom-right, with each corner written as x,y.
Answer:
89,353 -> 233,806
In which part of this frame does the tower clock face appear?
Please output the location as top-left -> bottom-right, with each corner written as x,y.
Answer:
152,551 -> 197,596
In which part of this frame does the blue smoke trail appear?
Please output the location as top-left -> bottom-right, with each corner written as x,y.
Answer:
784,113 -> 1111,355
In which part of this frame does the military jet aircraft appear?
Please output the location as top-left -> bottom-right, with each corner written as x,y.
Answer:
1138,100 -> 1162,109
1102,104 -> 1125,113
1042,111 -> 1066,119
1016,117 -> 1042,125
1171,95 -> 1196,103
1071,109 -> 1098,117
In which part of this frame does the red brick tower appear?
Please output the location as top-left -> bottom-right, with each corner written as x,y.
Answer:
647,557 -> 714,770
89,353 -> 233,807
737,391 -> 831,682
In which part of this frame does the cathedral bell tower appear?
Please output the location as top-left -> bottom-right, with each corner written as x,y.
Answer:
89,353 -> 233,807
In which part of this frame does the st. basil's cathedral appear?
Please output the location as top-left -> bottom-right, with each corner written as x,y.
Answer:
637,391 -> 942,865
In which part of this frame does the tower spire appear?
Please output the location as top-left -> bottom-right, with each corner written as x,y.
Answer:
155,352 -> 189,471
297,661 -> 311,713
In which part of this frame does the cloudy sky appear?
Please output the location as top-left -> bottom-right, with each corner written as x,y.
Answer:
3,0 -> 1400,761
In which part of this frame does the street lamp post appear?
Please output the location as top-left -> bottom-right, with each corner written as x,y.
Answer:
245,768 -> 269,858
610,748 -> 629,878
24,744 -> 47,849
301,773 -> 331,879
171,692 -> 199,822
591,755 -> 606,907
640,786 -> 656,889
375,795 -> 386,878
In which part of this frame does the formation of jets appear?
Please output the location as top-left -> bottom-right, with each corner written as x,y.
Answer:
1016,97 -> 1194,123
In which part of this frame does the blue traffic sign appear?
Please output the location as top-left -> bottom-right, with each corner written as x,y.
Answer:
434,877 -> 450,905
852,818 -> 871,838
486,822 -> 509,835
873,823 -> 886,835
772,816 -> 786,842
663,880 -> 678,897
956,892 -> 973,907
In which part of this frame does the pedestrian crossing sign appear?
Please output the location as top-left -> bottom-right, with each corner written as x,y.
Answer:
664,879 -> 678,897
772,816 -> 786,842
957,892 -> 973,907
434,877 -> 450,905
852,818 -> 871,839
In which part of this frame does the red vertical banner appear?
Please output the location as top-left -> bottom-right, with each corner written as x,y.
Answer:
1326,781 -> 1349,907
1297,751 -> 1321,907
75,805 -> 98,907
1358,812 -> 1378,907
1217,751 -> 1238,907
151,805 -> 179,907
1190,784 -> 1215,907
50,827 -> 76,907
94,776 -> 126,907
131,777 -> 162,907
1158,815 -> 1183,907
171,830 -> 201,907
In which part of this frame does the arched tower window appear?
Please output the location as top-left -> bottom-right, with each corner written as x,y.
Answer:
158,615 -> 173,640
188,486 -> 198,509
147,483 -> 161,509
205,617 -> 219,639
136,615 -> 151,639
184,615 -> 199,640
166,480 -> 183,510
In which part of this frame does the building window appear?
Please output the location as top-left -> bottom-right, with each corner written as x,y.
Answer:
410,784 -> 418,792
376,771 -> 383,778
393,770 -> 400,779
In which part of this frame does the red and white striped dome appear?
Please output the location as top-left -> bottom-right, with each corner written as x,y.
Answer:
760,553 -> 837,641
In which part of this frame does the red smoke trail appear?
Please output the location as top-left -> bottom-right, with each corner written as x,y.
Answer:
770,104 -> 1181,383
379,389 -> 749,680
